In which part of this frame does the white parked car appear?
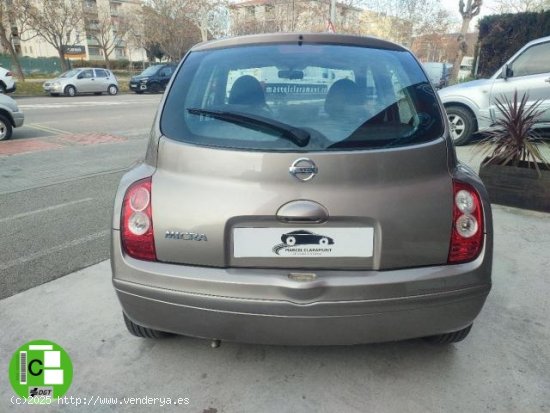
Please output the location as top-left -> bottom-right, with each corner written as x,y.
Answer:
0,66 -> 17,94
43,68 -> 119,97
439,36 -> 550,145
0,94 -> 25,140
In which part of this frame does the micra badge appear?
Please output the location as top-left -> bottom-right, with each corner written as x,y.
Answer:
165,231 -> 208,241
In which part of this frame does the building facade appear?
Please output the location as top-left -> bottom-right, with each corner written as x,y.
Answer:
10,0 -> 146,63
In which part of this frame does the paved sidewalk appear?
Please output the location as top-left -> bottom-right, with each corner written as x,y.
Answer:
1,204 -> 549,413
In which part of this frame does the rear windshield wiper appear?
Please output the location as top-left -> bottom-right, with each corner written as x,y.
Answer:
187,108 -> 310,147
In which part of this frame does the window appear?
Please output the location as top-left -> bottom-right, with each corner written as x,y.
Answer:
511,42 -> 550,77
80,69 -> 94,78
95,69 -> 108,78
161,44 -> 443,152
88,46 -> 101,56
115,47 -> 126,58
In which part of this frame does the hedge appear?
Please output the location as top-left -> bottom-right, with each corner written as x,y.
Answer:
476,11 -> 550,78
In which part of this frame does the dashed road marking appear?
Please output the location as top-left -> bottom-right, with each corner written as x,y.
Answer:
0,230 -> 109,271
0,198 -> 94,224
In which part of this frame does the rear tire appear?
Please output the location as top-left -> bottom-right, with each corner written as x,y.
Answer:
446,105 -> 476,145
108,84 -> 118,95
0,114 -> 13,141
64,85 -> 76,97
123,313 -> 171,338
424,324 -> 472,344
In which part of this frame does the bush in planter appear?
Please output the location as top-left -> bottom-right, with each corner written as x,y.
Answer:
477,91 -> 550,212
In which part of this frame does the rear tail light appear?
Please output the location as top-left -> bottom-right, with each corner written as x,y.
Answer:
448,180 -> 484,263
6,71 -> 13,76
121,178 -> 156,261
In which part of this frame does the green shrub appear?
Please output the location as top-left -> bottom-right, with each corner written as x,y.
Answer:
476,11 -> 550,78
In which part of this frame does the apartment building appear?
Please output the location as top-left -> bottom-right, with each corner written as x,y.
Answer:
229,0 -> 362,35
10,0 -> 146,62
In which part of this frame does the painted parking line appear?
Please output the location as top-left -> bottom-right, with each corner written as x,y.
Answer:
0,198 -> 94,224
26,123 -> 72,135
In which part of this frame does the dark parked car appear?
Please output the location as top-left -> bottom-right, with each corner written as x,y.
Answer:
112,33 -> 493,346
281,230 -> 334,246
129,64 -> 176,94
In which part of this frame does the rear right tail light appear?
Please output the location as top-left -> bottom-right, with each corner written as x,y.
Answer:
448,180 -> 484,263
121,178 -> 156,261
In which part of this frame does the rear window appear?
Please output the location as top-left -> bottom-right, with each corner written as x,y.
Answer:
161,43 -> 444,151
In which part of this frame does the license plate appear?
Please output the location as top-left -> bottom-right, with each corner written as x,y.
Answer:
233,227 -> 374,258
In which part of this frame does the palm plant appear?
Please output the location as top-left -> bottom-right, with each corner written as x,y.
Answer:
479,91 -> 549,175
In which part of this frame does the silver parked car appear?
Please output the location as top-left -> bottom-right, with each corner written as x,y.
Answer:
43,68 -> 119,97
0,93 -> 24,140
112,33 -> 493,346
440,36 -> 550,145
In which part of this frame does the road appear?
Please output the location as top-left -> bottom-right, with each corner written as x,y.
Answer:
0,94 -> 161,298
12,94 -> 161,140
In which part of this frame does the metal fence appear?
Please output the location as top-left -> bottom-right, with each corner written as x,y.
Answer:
0,54 -> 62,75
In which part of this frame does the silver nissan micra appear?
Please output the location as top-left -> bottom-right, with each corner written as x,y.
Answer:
111,33 -> 493,345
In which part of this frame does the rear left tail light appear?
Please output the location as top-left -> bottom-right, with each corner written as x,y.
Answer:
121,178 -> 156,261
448,180 -> 484,263
6,71 -> 13,76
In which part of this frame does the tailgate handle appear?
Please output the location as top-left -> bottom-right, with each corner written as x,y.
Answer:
276,200 -> 329,223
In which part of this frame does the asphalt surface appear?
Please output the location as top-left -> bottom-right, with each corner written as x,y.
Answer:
12,94 -> 161,140
1,94 -> 161,298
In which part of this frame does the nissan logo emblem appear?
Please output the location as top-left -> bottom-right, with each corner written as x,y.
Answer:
289,158 -> 318,181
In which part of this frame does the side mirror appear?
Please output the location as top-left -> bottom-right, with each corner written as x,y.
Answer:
503,64 -> 513,80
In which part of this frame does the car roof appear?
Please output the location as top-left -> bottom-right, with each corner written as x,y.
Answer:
191,33 -> 407,53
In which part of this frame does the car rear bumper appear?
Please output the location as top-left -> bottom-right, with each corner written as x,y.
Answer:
5,83 -> 16,93
112,232 -> 492,345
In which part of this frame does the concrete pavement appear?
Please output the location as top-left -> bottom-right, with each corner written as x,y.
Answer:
1,203 -> 549,413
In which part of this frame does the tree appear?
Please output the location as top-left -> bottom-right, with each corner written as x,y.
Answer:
450,0 -> 482,83
0,0 -> 25,80
18,0 -> 84,71
141,0 -> 201,61
364,0 -> 454,46
85,4 -> 133,68
186,0 -> 229,42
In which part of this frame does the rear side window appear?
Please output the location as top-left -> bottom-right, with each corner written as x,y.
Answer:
95,69 -> 108,78
161,44 -> 444,151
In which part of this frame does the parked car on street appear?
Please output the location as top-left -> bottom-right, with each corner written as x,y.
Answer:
439,36 -> 550,145
423,62 -> 452,89
0,66 -> 16,94
129,64 -> 176,94
0,93 -> 24,140
112,33 -> 493,346
43,68 -> 119,97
